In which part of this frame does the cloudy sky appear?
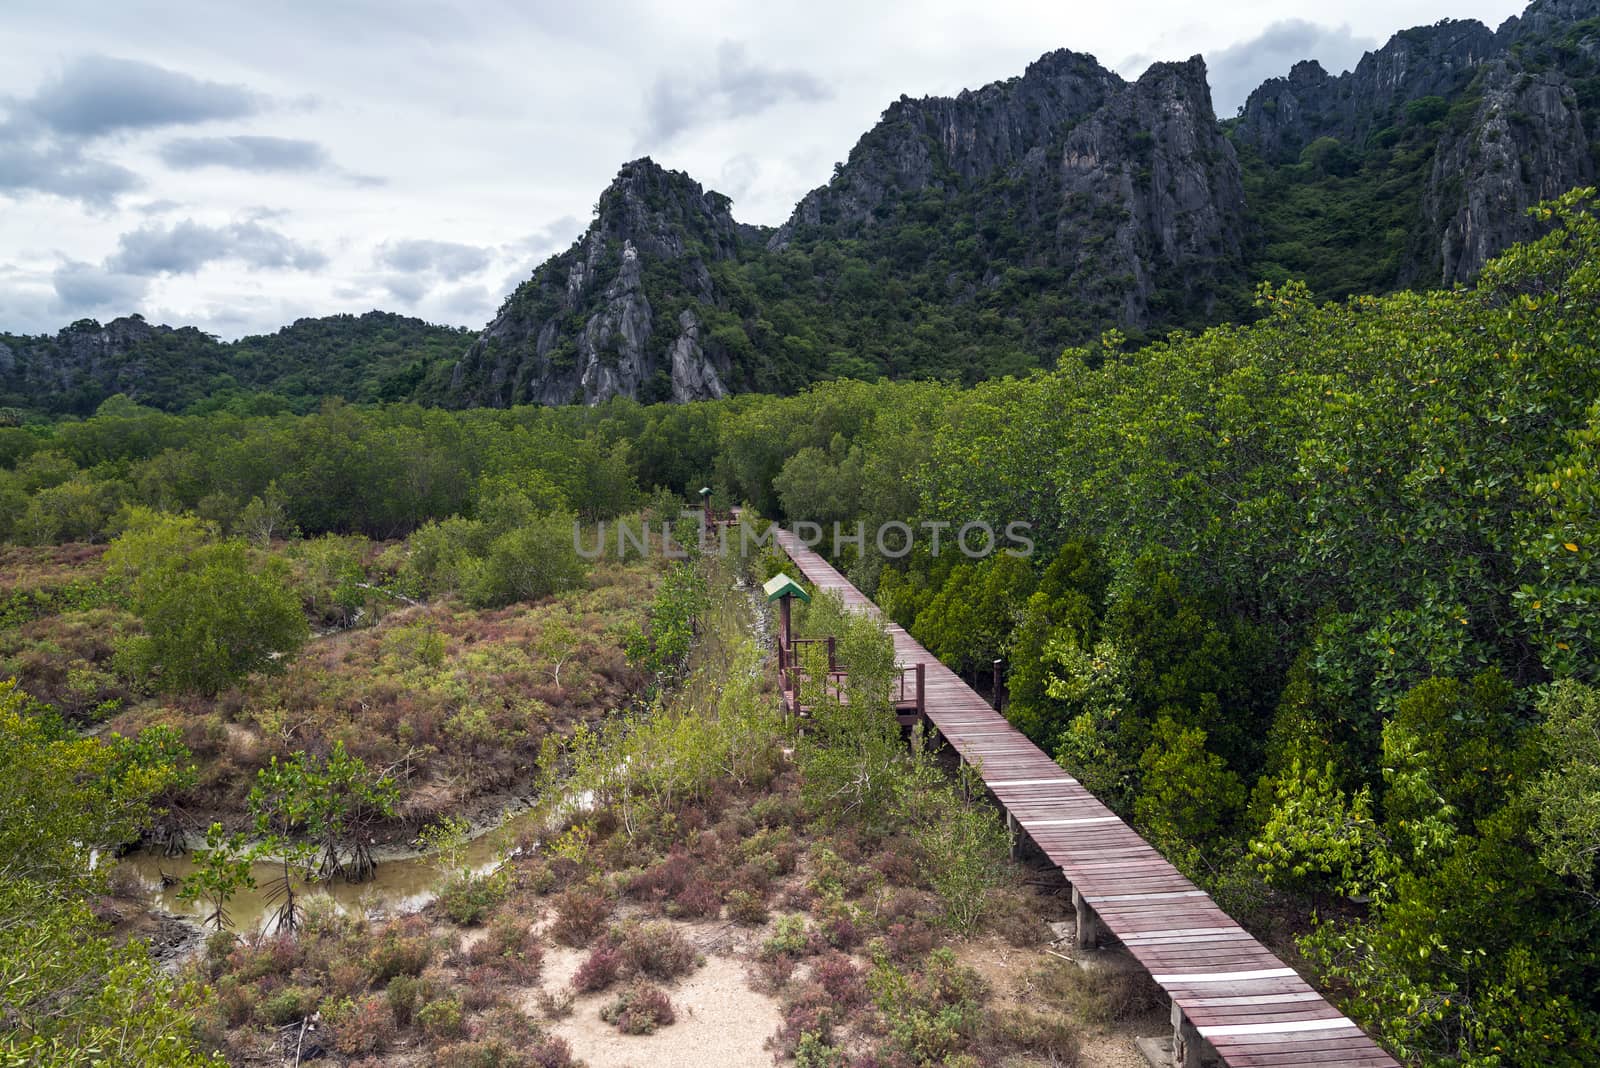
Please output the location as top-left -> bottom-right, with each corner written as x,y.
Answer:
1,0 -> 1527,340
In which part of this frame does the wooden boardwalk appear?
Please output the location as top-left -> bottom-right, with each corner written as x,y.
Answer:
771,528 -> 1399,1068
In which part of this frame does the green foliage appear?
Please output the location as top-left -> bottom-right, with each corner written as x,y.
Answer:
0,679 -> 217,1065
248,742 -> 398,884
0,880 -> 222,1067
1525,681 -> 1600,893
893,758 -> 1011,931
0,679 -> 181,887
438,870 -> 510,926
1250,759 -> 1388,899
178,822 -> 260,930
1132,716 -> 1246,874
103,508 -> 309,693
1,313 -> 473,417
868,948 -> 987,1066
630,562 -> 708,680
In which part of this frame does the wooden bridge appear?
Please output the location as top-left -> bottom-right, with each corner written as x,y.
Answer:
770,527 -> 1400,1068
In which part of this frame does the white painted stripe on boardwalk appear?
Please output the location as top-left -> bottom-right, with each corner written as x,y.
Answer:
1152,967 -> 1298,984
1085,890 -> 1207,903
1020,816 -> 1122,827
1186,992 -> 1326,1008
988,777 -> 1080,787
1198,1018 -> 1360,1038
1122,926 -> 1245,941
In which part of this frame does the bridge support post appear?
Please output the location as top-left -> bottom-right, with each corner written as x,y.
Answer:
1171,1002 -> 1203,1068
1006,812 -> 1022,860
1072,887 -> 1101,950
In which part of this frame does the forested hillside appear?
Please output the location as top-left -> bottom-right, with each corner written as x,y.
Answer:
4,191 -> 1599,1064
0,311 -> 473,417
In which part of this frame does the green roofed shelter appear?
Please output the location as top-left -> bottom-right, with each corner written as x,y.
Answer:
763,573 -> 810,602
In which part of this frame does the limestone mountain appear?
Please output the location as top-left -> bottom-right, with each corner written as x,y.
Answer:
442,160 -> 754,408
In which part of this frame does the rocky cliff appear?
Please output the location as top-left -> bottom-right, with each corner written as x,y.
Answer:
1234,0 -> 1597,286
445,159 -> 747,408
774,52 -> 1246,332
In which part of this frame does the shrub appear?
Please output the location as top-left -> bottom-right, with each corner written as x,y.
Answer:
431,1039 -> 524,1068
751,952 -> 796,993
882,921 -> 936,963
368,926 -> 433,981
203,929 -> 237,970
461,966 -> 501,1012
726,888 -> 768,926
257,984 -> 319,1026
550,881 -> 612,945
468,916 -> 543,982
439,871 -> 508,926
670,877 -> 721,918
386,974 -> 420,1026
616,921 -> 698,980
571,945 -> 622,993
761,915 -> 809,959
626,849 -> 691,902
794,1031 -> 848,1068
328,994 -> 394,1056
820,911 -> 860,951
600,982 -> 675,1034
529,1034 -> 578,1068
417,995 -> 466,1039
772,984 -> 839,1057
812,952 -> 865,1008
871,949 -> 988,1064
534,988 -> 574,1020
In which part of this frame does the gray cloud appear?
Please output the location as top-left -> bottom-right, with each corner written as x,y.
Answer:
160,135 -> 330,172
0,138 -> 139,205
1207,20 -> 1375,115
506,217 -> 582,263
51,260 -> 150,311
19,55 -> 261,138
107,219 -> 327,275
0,56 -> 273,206
376,238 -> 491,280
640,41 -> 830,146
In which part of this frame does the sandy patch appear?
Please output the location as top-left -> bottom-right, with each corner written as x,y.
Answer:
537,952 -> 781,1068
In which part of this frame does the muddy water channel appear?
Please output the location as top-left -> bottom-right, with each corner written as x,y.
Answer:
123,797 -> 555,935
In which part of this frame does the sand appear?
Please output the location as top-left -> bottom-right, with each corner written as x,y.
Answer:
532,948 -> 782,1068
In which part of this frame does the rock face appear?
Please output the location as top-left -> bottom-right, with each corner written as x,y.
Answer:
446,159 -> 743,408
1235,0 -> 1598,284
1233,22 -> 1500,161
0,316 -> 172,407
770,49 -> 1122,245
773,52 -> 1246,331
1429,64 -> 1594,280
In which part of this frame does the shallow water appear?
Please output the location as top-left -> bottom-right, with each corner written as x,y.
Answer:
122,796 -> 556,934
